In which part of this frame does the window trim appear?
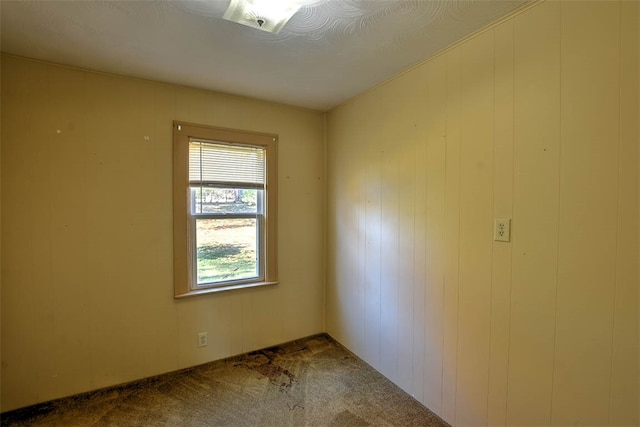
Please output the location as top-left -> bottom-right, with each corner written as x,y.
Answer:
173,121 -> 278,298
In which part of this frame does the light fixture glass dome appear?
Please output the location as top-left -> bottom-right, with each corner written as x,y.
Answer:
223,0 -> 302,34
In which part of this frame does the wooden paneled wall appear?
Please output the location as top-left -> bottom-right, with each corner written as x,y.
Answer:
1,56 -> 325,412
326,1 -> 639,426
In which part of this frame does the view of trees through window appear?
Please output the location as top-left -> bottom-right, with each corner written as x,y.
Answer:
192,187 -> 261,284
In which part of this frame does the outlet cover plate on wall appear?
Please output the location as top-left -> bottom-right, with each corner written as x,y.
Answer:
494,218 -> 511,242
198,332 -> 208,347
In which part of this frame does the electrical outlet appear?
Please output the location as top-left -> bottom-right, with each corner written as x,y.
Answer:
494,218 -> 511,242
198,332 -> 208,347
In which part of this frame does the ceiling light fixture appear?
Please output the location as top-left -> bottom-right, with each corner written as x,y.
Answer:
223,0 -> 302,34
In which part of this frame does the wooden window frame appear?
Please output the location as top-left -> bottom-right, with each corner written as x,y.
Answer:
173,121 -> 278,298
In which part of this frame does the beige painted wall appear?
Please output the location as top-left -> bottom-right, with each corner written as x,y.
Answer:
0,55 -> 325,411
326,1 -> 639,426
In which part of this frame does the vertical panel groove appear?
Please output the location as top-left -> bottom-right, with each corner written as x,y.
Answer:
606,6 -> 623,422
548,4 -> 562,423
439,102 -> 449,418
453,51 -> 462,426
503,22 -> 516,422
486,28 -> 496,423
422,71 -> 429,403
379,150 -> 383,373
439,62 -> 448,410
506,22 -> 516,422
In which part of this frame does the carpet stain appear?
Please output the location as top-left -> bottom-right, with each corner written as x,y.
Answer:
287,401 -> 304,411
331,409 -> 370,426
234,350 -> 296,392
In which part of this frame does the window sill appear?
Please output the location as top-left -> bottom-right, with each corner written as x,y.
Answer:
174,280 -> 279,298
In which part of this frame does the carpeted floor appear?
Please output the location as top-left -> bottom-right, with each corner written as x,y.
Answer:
1,334 -> 449,426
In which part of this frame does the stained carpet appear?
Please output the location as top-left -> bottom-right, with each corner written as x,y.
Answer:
1,334 -> 449,426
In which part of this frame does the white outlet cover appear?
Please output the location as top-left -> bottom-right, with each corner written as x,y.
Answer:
494,218 -> 511,242
198,332 -> 208,347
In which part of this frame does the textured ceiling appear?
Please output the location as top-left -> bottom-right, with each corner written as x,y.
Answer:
0,0 -> 532,111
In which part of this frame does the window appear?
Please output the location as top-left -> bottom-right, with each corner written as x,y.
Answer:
173,121 -> 278,297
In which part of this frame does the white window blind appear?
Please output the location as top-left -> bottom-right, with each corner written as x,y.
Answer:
189,140 -> 265,187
